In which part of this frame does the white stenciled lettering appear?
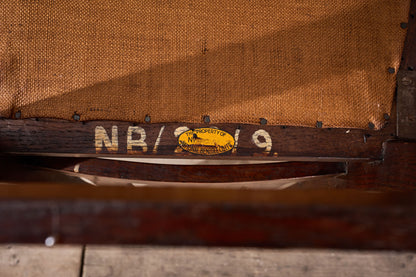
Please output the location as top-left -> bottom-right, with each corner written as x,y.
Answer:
153,126 -> 165,153
95,126 -> 119,153
174,126 -> 189,153
252,129 -> 272,153
232,128 -> 241,154
127,126 -> 147,153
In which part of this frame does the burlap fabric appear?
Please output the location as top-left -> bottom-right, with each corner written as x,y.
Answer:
0,0 -> 410,129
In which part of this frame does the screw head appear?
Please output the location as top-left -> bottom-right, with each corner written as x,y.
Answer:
260,118 -> 267,125
316,121 -> 323,128
203,115 -> 210,124
73,113 -> 80,121
15,111 -> 21,119
387,67 -> 395,74
144,115 -> 151,123
400,22 -> 408,29
383,113 -> 390,120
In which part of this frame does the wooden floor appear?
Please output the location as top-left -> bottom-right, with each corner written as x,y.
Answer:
1,245 -> 415,277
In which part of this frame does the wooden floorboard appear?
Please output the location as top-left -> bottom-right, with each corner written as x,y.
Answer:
82,246 -> 416,277
0,245 -> 83,277
0,245 -> 415,276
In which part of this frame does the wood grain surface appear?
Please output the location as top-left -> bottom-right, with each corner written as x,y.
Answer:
0,119 -> 394,160
0,245 -> 415,277
83,247 -> 416,277
397,71 -> 416,139
0,245 -> 82,277
7,156 -> 345,183
344,140 -> 416,190
1,185 -> 416,249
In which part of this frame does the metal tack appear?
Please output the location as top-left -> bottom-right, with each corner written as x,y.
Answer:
388,67 -> 395,74
203,115 -> 210,124
316,121 -> 323,128
368,122 -> 375,129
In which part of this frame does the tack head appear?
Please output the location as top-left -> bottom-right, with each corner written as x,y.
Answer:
203,115 -> 210,124
316,121 -> 323,128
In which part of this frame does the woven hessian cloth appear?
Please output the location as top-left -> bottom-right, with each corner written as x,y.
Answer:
0,0 -> 410,129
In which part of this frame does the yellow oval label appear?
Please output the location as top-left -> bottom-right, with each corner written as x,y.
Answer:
178,128 -> 235,155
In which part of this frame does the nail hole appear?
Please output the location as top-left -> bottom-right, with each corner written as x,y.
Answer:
408,66 -> 414,71
144,115 -> 151,123
383,113 -> 390,120
316,121 -> 323,128
260,118 -> 267,125
73,113 -> 80,121
15,111 -> 21,119
280,125 -> 287,129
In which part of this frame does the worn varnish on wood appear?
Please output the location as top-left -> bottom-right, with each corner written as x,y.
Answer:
1,185 -> 416,249
397,71 -> 416,139
7,156 -> 344,183
0,119 -> 394,160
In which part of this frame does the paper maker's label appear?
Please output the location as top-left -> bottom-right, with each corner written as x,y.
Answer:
178,128 -> 235,155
